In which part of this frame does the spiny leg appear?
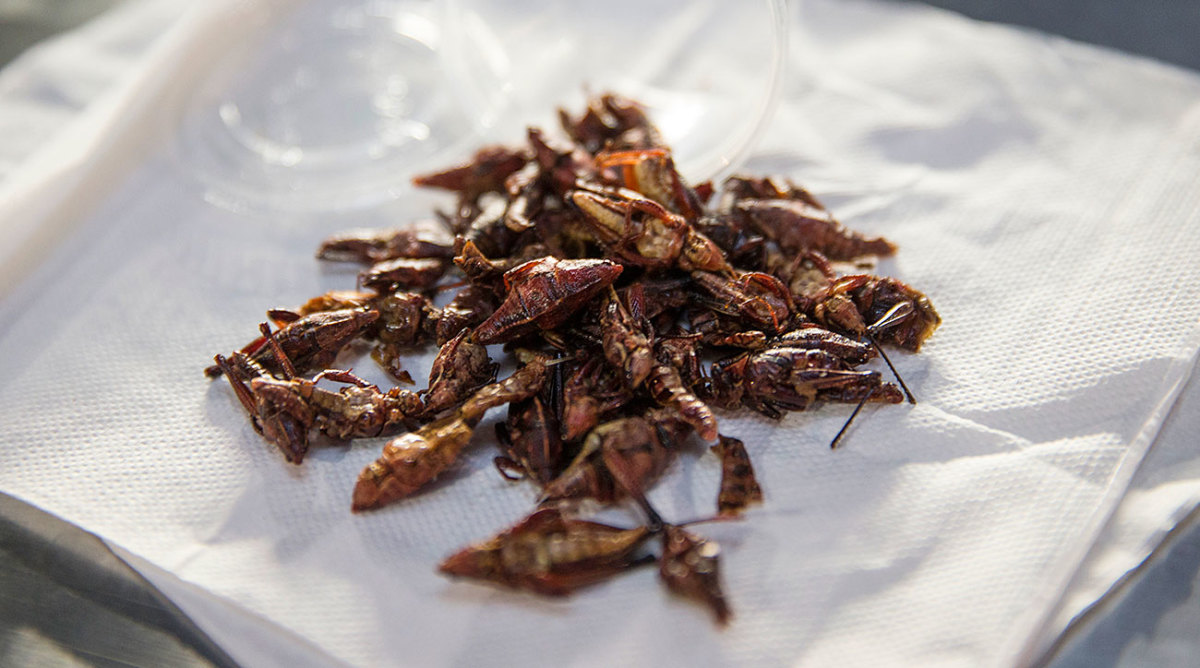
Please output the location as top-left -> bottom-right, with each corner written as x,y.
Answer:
258,322 -> 297,380
315,368 -> 375,388
213,354 -> 258,417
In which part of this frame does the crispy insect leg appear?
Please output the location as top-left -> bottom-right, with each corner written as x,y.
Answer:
646,364 -> 718,442
213,354 -> 261,418
459,356 -> 550,425
712,435 -> 763,516
258,322 -> 296,379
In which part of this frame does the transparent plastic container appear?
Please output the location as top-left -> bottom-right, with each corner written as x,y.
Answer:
175,0 -> 788,213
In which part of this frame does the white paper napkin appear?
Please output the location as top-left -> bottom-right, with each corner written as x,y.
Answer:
1,1 -> 1199,667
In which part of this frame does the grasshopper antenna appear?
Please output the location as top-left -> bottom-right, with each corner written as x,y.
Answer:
866,302 -> 916,404
830,385 -> 876,450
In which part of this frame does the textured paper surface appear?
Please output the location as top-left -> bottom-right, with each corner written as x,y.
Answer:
1038,356 -> 1200,661
1,1 -> 1199,666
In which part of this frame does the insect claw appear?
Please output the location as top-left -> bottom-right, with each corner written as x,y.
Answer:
635,494 -> 666,534
315,368 -> 374,389
493,456 -> 526,481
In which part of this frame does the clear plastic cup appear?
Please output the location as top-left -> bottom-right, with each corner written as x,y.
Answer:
175,0 -> 788,213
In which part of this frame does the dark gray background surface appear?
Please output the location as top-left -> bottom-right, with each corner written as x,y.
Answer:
1,1 -> 1197,665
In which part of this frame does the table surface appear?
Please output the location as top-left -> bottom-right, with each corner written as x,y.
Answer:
1,1 -> 1198,666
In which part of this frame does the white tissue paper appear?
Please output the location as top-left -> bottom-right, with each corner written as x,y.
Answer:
1,0 -> 1199,667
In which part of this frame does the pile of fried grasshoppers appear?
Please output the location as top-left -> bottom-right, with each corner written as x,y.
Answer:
208,93 -> 940,625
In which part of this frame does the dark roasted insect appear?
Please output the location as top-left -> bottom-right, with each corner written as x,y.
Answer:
316,224 -> 454,264
570,186 -> 687,270
527,126 -> 599,196
558,92 -> 664,154
459,195 -> 520,259
770,324 -> 875,365
771,248 -> 835,312
812,274 -> 941,352
695,211 -> 769,272
690,270 -> 792,334
205,309 -> 379,378
266,290 -> 376,322
459,353 -> 551,425
710,346 -> 903,418
359,257 -> 448,292
540,410 -> 690,506
472,257 -> 623,345
706,330 -> 769,350
213,352 -> 312,463
352,356 -> 549,511
495,395 -> 563,486
214,324 -> 422,464
411,145 -> 528,204
260,290 -> 437,383
735,195 -> 896,261
351,413 -> 475,511
570,184 -> 730,273
654,333 -> 707,388
418,328 -> 496,418
600,288 -> 655,389
719,174 -> 828,216
453,238 -> 513,286
559,357 -> 632,442
645,363 -> 718,442
371,292 -> 439,380
249,370 -> 422,461
436,285 -> 497,346
596,147 -> 704,221
439,507 -> 653,596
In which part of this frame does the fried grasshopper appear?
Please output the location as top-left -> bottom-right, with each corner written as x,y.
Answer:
208,91 -> 942,627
